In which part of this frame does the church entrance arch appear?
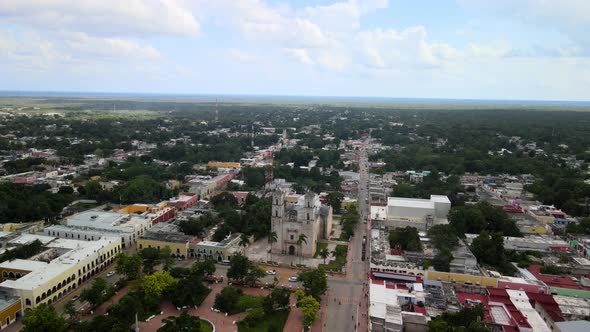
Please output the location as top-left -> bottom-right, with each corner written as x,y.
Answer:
288,245 -> 296,255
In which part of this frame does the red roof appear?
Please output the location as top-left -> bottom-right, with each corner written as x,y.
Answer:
528,265 -> 590,290
503,205 -> 524,214
413,305 -> 427,315
526,292 -> 564,322
549,246 -> 573,252
456,292 -> 487,307
484,288 -> 532,329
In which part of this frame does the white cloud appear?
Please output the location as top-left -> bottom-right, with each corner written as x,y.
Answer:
226,48 -> 259,63
0,0 -> 200,37
461,0 -> 590,42
284,48 -> 314,65
316,51 -> 350,72
302,0 -> 388,33
64,32 -> 161,60
467,41 -> 512,58
356,27 -> 458,69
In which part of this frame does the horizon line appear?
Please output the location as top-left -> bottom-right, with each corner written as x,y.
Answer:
1,89 -> 590,105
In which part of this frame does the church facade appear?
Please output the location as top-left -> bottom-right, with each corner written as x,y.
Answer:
271,189 -> 333,258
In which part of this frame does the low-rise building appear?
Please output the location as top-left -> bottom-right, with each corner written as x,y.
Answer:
138,223 -> 197,259
369,278 -> 427,332
0,234 -> 121,329
376,195 -> 451,231
45,210 -> 153,248
192,233 -> 240,262
464,234 -> 568,252
167,193 -> 199,211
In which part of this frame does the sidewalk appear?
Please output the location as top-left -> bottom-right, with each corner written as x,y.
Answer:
136,281 -> 270,332
283,292 -> 328,332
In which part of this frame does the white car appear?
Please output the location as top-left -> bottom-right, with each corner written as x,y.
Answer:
106,271 -> 116,277
288,276 -> 298,282
267,270 -> 277,275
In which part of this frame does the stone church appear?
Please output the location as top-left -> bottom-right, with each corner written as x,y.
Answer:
271,189 -> 333,258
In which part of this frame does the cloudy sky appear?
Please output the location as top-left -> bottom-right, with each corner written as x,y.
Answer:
1,0 -> 589,101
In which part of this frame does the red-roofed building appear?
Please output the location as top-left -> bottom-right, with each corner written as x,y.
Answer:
230,191 -> 250,204
528,265 -> 590,290
504,205 -> 524,214
548,246 -> 573,253
526,292 -> 564,326
167,193 -> 198,211
485,288 -> 534,331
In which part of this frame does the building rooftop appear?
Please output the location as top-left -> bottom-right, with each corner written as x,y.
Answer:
553,295 -> 590,317
369,282 -> 403,325
0,235 -> 120,291
66,210 -> 151,231
555,320 -> 590,332
506,289 -> 551,332
7,233 -> 54,246
528,265 -> 590,290
0,290 -> 20,313
388,197 -> 435,209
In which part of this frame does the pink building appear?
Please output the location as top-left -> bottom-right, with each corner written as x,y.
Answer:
168,193 -> 199,211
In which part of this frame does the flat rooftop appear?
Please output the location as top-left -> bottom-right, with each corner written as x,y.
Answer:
0,236 -> 120,291
388,195 -> 450,209
66,210 -> 150,230
141,231 -> 193,244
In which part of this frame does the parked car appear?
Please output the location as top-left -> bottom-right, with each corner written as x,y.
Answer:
288,276 -> 298,282
266,270 -> 277,275
106,271 -> 116,277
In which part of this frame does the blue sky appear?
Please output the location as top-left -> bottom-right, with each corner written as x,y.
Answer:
1,0 -> 589,101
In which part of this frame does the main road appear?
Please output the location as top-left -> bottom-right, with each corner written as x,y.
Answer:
325,136 -> 371,332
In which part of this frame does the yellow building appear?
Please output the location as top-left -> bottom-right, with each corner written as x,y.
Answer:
526,210 -> 556,225
118,204 -> 150,214
138,238 -> 190,258
2,221 -> 44,233
426,271 -> 498,287
0,294 -> 21,330
138,225 -> 195,259
207,161 -> 241,169
522,225 -> 548,235
0,234 -> 122,316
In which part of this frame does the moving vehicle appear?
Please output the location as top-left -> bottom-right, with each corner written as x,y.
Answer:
106,271 -> 116,277
267,270 -> 277,275
288,276 -> 298,282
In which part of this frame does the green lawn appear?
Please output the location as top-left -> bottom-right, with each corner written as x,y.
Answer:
195,288 -> 212,306
314,242 -> 328,258
319,244 -> 348,272
237,309 -> 289,332
199,319 -> 214,332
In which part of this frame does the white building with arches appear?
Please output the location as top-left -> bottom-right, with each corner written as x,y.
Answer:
271,189 -> 333,258
0,233 -> 121,326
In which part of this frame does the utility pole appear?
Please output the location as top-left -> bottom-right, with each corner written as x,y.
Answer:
215,98 -> 219,127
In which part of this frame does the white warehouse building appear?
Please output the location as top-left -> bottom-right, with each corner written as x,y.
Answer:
372,195 -> 451,231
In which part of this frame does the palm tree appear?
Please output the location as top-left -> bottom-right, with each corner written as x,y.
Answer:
267,231 -> 278,263
239,234 -> 250,254
318,248 -> 330,264
296,234 -> 308,265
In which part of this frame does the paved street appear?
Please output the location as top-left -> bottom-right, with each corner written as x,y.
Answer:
325,137 -> 371,332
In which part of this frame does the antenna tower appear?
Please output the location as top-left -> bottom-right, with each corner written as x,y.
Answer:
215,98 -> 219,126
